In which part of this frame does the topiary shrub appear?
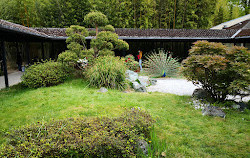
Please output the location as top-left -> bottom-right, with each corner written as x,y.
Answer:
123,54 -> 139,71
21,61 -> 69,88
0,109 -> 154,157
144,49 -> 180,77
182,41 -> 250,102
86,56 -> 128,90
57,51 -> 78,66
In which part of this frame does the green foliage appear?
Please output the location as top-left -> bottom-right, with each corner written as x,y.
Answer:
84,11 -> 108,27
84,11 -> 108,36
57,51 -> 78,66
91,31 -> 129,58
0,109 -> 153,157
86,56 -> 128,90
144,49 -> 180,77
182,41 -> 250,102
21,61 -> 69,88
0,0 -> 246,29
102,25 -> 115,32
123,54 -> 139,71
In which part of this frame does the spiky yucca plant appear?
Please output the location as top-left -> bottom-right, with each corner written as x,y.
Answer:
144,49 -> 180,77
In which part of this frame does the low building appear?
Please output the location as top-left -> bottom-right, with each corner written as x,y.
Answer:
1,14 -> 249,88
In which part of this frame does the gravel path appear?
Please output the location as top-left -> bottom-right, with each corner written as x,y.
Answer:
0,71 -> 23,89
147,78 -> 198,96
147,78 -> 249,102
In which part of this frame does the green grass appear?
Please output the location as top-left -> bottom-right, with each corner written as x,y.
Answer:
0,79 -> 249,157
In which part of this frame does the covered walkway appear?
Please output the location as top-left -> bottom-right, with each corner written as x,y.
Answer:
0,71 -> 23,89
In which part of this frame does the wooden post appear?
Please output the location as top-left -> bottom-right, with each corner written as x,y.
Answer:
1,41 -> 9,88
41,41 -> 45,60
26,42 -> 30,65
51,41 -> 55,59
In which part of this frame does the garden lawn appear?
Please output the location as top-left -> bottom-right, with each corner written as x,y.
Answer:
0,79 -> 249,157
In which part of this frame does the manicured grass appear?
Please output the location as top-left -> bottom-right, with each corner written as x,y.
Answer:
0,79 -> 249,157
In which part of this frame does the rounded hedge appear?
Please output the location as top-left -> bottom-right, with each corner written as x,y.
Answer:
86,56 -> 128,90
21,61 -> 69,88
0,109 -> 154,157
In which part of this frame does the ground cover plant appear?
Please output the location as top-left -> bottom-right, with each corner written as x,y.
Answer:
1,109 -> 153,157
0,79 -> 249,157
182,41 -> 250,102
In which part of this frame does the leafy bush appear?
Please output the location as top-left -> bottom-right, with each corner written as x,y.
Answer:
86,56 -> 128,90
0,109 -> 154,157
182,41 -> 250,102
57,51 -> 78,66
144,49 -> 180,77
21,61 -> 69,88
123,54 -> 139,71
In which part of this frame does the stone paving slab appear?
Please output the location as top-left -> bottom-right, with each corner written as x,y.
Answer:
0,71 -> 23,89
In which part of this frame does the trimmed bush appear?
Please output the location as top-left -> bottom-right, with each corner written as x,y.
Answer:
123,54 -> 139,71
86,56 -> 128,90
21,61 -> 69,88
57,51 -> 78,66
0,109 -> 154,157
144,49 -> 180,77
182,41 -> 250,102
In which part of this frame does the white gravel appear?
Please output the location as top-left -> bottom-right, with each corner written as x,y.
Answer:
147,78 -> 198,96
147,78 -> 249,102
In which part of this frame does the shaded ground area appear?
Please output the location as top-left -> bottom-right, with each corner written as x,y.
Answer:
0,72 -> 23,89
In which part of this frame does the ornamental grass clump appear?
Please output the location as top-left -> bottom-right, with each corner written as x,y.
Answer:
144,49 -> 180,77
0,109 -> 154,157
21,60 -> 69,88
86,56 -> 128,90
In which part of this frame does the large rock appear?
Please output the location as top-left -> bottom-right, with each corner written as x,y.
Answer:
137,139 -> 148,155
97,87 -> 108,93
192,88 -> 210,100
125,70 -> 138,82
150,79 -> 157,85
202,106 -> 226,118
138,76 -> 150,87
132,82 -> 147,92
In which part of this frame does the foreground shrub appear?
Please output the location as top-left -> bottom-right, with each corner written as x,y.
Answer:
21,61 -> 69,88
182,41 -> 250,102
144,49 -> 180,77
123,54 -> 139,71
86,56 -> 128,90
0,109 -> 154,157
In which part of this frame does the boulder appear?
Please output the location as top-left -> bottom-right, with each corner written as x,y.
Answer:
137,139 -> 148,155
192,88 -> 210,100
97,87 -> 108,93
132,82 -> 147,92
232,102 -> 248,111
138,76 -> 150,87
202,106 -> 226,118
150,79 -> 157,85
125,70 -> 138,82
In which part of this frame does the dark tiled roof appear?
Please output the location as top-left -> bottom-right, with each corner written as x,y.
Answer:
115,28 -> 238,39
34,28 -> 239,39
34,28 -> 67,37
0,19 -> 48,38
0,19 -> 248,40
227,20 -> 250,30
236,29 -> 250,37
